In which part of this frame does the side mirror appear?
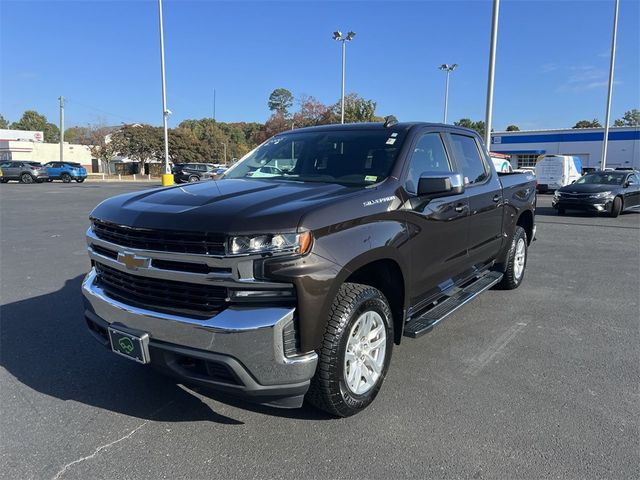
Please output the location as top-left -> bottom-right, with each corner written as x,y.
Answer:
623,181 -> 631,188
417,172 -> 465,197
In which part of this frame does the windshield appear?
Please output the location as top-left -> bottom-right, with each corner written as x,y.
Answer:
224,129 -> 407,186
576,172 -> 625,185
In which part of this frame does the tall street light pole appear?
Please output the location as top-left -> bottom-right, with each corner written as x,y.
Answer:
58,96 -> 64,162
484,0 -> 500,149
439,64 -> 458,123
333,30 -> 356,124
158,0 -> 173,186
601,0 -> 619,171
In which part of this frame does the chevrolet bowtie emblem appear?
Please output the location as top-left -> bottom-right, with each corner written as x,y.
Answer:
117,252 -> 151,270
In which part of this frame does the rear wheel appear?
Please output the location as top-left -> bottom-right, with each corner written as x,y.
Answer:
497,226 -> 528,290
61,173 -> 72,183
20,173 -> 34,184
47,178 -> 53,182
76,178 -> 85,183
188,175 -> 199,183
609,197 -> 622,217
307,282 -> 393,417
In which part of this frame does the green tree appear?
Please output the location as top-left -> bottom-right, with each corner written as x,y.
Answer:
340,93 -> 378,123
10,110 -> 60,142
268,88 -> 294,116
109,124 -> 163,169
454,118 -> 487,138
613,109 -> 640,127
573,119 -> 602,128
506,124 -> 520,131
0,114 -> 8,129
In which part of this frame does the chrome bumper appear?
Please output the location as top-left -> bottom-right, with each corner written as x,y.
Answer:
82,268 -> 317,387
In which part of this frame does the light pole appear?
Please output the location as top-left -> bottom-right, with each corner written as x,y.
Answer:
601,0 -> 619,171
439,64 -> 458,124
333,30 -> 356,124
158,0 -> 173,186
484,0 -> 500,149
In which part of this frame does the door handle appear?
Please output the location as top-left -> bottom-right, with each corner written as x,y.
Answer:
455,204 -> 466,213
492,195 -> 501,202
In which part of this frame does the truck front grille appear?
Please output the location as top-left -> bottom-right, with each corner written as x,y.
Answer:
95,262 -> 227,319
92,220 -> 226,256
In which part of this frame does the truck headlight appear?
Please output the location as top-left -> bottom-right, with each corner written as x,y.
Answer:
228,231 -> 312,255
590,191 -> 613,199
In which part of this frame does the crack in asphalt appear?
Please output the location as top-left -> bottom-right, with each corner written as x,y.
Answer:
51,400 -> 174,480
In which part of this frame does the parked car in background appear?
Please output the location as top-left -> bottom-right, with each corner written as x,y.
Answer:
172,163 -> 217,183
0,161 -> 49,183
43,161 -> 88,183
553,170 -> 640,217
535,155 -> 582,192
490,152 -> 513,173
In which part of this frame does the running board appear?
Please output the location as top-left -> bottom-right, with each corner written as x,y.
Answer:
403,271 -> 503,338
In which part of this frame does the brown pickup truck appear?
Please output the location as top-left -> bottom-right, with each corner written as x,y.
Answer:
82,121 -> 536,416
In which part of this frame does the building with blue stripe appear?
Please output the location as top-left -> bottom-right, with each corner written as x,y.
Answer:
491,126 -> 639,170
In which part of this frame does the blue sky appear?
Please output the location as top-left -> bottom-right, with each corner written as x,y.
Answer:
1,0 -> 638,131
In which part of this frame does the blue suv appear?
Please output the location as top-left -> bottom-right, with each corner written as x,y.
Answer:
44,162 -> 88,183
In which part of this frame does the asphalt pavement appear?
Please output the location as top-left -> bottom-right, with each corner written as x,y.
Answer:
1,182 -> 638,480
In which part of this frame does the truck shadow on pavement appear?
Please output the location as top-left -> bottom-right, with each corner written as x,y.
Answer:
1,275 -> 330,424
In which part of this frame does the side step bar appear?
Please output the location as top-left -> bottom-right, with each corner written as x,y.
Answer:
403,271 -> 503,338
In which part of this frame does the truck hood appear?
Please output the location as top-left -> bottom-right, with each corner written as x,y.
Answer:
90,179 -> 363,234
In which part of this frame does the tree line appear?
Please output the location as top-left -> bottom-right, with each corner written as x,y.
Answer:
1,100 -> 637,171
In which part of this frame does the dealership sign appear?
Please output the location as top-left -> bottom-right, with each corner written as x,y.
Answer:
0,129 -> 45,143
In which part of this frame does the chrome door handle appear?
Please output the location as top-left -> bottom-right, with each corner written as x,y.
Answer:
492,195 -> 501,202
455,204 -> 465,213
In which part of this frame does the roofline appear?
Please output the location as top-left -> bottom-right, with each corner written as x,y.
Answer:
493,125 -> 640,135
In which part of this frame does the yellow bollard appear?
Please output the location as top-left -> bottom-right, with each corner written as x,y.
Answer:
161,173 -> 174,186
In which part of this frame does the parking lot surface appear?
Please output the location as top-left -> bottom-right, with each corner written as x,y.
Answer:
1,182 -> 639,480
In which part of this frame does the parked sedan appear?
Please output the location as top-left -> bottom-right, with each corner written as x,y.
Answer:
0,161 -> 49,183
43,161 -> 88,183
172,163 -> 217,183
552,170 -> 640,217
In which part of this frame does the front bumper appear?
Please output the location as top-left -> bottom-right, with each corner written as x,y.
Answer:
82,268 -> 318,407
552,196 -> 613,212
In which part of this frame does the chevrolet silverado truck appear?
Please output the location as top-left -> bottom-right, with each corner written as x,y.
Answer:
82,121 -> 536,417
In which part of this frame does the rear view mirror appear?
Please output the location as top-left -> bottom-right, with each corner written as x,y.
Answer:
417,172 -> 465,197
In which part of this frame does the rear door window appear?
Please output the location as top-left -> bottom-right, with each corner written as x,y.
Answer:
449,134 -> 489,185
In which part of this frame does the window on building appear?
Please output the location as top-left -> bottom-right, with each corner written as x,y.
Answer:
516,155 -> 539,168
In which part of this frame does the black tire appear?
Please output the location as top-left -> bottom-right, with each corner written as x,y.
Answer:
306,282 -> 394,417
609,197 -> 622,218
557,207 -> 565,215
76,178 -> 85,183
0,179 -> 8,183
20,173 -> 34,184
36,179 -> 44,183
47,178 -> 53,182
188,175 -> 199,183
61,173 -> 72,183
497,226 -> 528,290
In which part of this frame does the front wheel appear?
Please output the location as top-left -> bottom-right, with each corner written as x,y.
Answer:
188,175 -> 199,183
497,226 -> 528,290
609,197 -> 622,218
20,173 -> 34,184
61,173 -> 72,183
307,283 -> 394,417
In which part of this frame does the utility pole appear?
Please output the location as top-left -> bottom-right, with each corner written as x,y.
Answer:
213,88 -> 216,121
333,31 -> 356,124
601,0 -> 619,171
484,0 -> 500,149
59,96 -> 64,162
158,0 -> 173,185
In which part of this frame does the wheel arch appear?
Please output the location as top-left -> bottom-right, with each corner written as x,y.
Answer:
516,209 -> 534,245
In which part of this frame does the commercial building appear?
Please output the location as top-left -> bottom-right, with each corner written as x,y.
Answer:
490,126 -> 639,171
0,128 -> 94,170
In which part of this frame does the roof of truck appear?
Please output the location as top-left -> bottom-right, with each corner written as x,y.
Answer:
281,122 -> 480,136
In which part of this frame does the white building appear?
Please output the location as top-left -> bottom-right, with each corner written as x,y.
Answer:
0,128 -> 94,169
491,126 -> 639,171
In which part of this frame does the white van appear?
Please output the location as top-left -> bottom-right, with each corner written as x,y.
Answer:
535,155 -> 582,192
490,153 -> 513,173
